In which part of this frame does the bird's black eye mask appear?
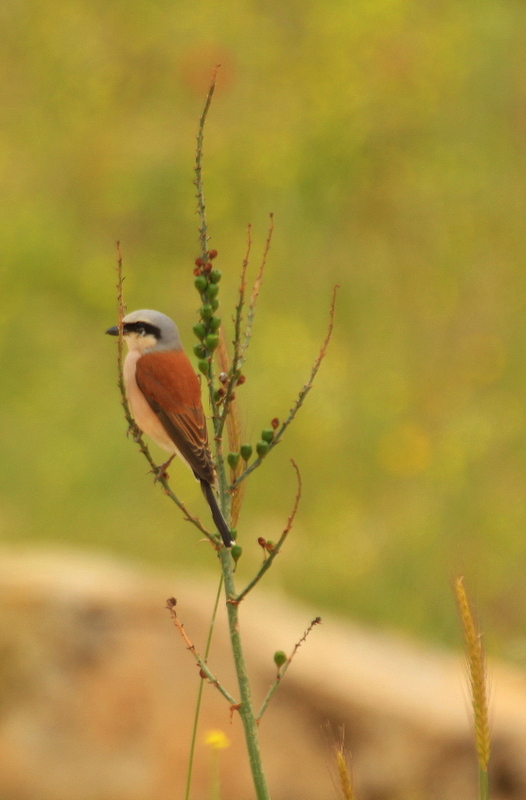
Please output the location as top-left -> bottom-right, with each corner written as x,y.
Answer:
123,321 -> 161,338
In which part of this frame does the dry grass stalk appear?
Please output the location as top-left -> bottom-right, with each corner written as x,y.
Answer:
454,576 -> 490,772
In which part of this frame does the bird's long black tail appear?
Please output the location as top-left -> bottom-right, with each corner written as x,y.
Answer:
201,480 -> 233,547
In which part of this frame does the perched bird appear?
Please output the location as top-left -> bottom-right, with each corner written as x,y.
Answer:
106,309 -> 232,547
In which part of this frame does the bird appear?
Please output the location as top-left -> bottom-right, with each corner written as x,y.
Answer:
106,309 -> 232,547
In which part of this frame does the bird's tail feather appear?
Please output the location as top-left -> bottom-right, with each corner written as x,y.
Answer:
201,481 -> 233,547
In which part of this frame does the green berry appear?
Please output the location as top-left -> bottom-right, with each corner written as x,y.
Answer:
206,283 -> 219,299
240,443 -> 253,461
197,359 -> 209,376
231,544 -> 242,563
256,440 -> 269,458
194,275 -> 208,293
200,304 -> 213,320
205,334 -> 219,351
209,268 -> 222,283
208,316 -> 221,332
193,344 -> 206,358
211,298 -> 219,311
193,322 -> 206,340
261,428 -> 274,444
273,650 -> 287,668
227,452 -> 240,469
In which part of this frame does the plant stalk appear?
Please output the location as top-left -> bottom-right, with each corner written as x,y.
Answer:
218,546 -> 271,800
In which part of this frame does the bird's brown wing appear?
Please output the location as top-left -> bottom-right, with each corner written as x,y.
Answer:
135,350 -> 215,484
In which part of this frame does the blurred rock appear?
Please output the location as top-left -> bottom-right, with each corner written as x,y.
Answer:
0,549 -> 524,799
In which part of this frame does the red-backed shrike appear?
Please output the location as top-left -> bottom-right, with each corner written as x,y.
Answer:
106,309 -> 232,547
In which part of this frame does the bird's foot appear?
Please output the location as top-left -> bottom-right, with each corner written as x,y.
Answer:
151,455 -> 175,483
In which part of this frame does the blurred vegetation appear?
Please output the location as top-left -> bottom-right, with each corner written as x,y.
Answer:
1,0 -> 526,661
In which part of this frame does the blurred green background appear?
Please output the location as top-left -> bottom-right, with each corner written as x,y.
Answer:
1,0 -> 525,660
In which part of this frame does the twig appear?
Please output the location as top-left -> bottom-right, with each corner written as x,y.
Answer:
217,224 -> 252,439
232,284 -> 339,489
256,617 -> 322,721
114,244 -> 218,546
238,214 -> 274,365
194,64 -> 220,261
235,460 -> 302,603
166,598 -> 237,707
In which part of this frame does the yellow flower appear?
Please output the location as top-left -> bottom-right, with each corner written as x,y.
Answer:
204,729 -> 230,751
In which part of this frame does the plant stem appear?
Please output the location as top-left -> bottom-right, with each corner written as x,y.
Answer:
479,766 -> 489,800
219,547 -> 271,800
184,575 -> 224,800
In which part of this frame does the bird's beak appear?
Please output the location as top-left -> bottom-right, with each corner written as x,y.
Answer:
106,325 -> 119,336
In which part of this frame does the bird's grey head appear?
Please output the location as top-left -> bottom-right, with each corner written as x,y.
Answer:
106,309 -> 182,353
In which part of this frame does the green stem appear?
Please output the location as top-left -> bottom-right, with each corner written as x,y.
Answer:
478,766 -> 489,800
184,575 -> 224,800
219,547 -> 271,800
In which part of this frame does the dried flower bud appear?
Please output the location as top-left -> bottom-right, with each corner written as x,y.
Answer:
273,650 -> 287,668
219,372 -> 228,384
199,668 -> 207,679
195,258 -> 204,267
209,268 -> 222,283
271,417 -> 279,430
261,428 -> 274,444
193,267 -> 201,276
257,536 -> 267,548
256,440 -> 269,457
240,443 -> 253,461
227,452 -> 240,469
236,374 -> 246,386
203,262 -> 212,273
209,249 -> 218,259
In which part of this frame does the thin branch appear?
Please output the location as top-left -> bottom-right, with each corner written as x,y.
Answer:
114,244 -> 218,546
217,224 -> 252,439
256,617 -> 322,721
166,598 -> 238,707
235,460 -> 302,603
238,214 -> 274,365
194,64 -> 220,261
232,284 -> 339,489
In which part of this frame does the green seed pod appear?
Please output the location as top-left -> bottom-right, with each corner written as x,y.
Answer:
240,443 -> 253,461
200,304 -> 213,320
211,298 -> 219,311
261,428 -> 274,444
256,440 -> 269,458
193,344 -> 206,358
197,359 -> 209,376
227,452 -> 240,469
273,650 -> 287,668
193,322 -> 207,340
209,268 -> 222,284
208,316 -> 221,332
207,283 -> 219,299
194,275 -> 208,293
231,544 -> 242,563
205,333 -> 219,351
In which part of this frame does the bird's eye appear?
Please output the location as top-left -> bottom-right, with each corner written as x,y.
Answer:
137,326 -> 145,336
